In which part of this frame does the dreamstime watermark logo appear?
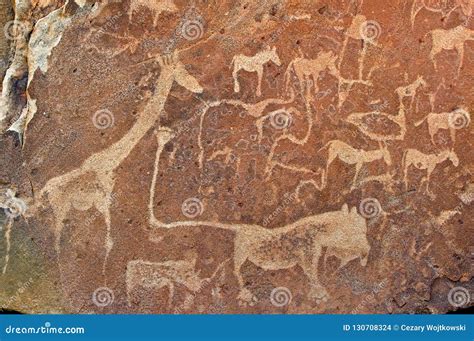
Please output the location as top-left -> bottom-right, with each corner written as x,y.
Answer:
181,197 -> 204,218
447,286 -> 471,308
448,109 -> 470,129
270,287 -> 292,307
181,19 -> 204,41
2,191 -> 27,219
270,109 -> 293,129
92,109 -> 115,130
4,20 -> 28,41
359,198 -> 382,218
92,287 -> 114,307
359,20 -> 382,42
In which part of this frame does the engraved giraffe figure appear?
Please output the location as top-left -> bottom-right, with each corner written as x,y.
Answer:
402,148 -> 459,194
231,46 -> 281,96
35,53 -> 203,276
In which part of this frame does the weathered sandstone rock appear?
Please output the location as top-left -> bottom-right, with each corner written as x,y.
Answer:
0,0 -> 472,314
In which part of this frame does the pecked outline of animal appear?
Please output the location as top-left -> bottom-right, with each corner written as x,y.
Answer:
429,25 -> 474,75
395,75 -> 427,109
402,148 -> 459,194
284,51 -> 339,98
231,46 -> 281,96
149,201 -> 370,305
411,0 -> 473,27
126,257 -> 229,309
346,101 -> 407,142
415,109 -> 470,144
319,140 -> 392,190
128,0 -> 178,27
33,52 -> 203,277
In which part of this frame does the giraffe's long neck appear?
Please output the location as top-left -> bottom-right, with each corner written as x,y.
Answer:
84,68 -> 175,171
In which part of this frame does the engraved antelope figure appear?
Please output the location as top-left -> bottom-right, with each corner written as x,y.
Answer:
231,46 -> 281,96
415,109 -> 471,144
395,75 -> 427,108
34,53 -> 203,276
284,51 -> 339,98
429,25 -> 474,75
319,140 -> 392,190
402,148 -> 459,194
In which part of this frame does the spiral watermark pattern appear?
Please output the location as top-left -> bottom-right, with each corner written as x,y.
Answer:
4,20 -> 28,41
181,197 -> 204,218
270,110 -> 293,130
359,198 -> 382,218
447,286 -> 471,308
4,196 -> 27,219
270,287 -> 292,307
448,109 -> 470,129
92,109 -> 114,130
181,19 -> 204,41
360,20 -> 382,42
92,287 -> 114,307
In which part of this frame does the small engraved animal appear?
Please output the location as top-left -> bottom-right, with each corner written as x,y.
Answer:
231,46 -> 281,96
395,76 -> 427,108
346,102 -> 407,142
319,140 -> 392,190
128,0 -> 178,27
284,51 -> 339,97
415,109 -> 470,144
126,257 -> 228,308
402,148 -> 459,194
429,25 -> 474,74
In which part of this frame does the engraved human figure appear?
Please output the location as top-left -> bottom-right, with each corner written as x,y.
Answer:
231,46 -> 281,96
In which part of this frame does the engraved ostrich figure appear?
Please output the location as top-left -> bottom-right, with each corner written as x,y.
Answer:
35,54 -> 203,276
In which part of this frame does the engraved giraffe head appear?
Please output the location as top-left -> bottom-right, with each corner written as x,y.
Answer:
158,52 -> 204,94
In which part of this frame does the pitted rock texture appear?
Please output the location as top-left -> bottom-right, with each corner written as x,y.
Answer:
0,0 -> 473,314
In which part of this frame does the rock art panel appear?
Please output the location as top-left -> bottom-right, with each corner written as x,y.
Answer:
0,0 -> 472,314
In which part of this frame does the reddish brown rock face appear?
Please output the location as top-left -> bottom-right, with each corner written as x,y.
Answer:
0,0 -> 472,314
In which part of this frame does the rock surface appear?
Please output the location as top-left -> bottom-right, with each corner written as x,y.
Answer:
0,0 -> 473,314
